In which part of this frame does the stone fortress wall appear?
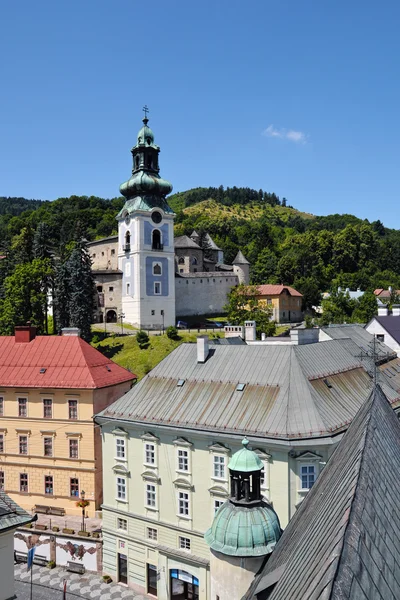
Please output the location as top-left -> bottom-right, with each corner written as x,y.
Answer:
175,273 -> 239,317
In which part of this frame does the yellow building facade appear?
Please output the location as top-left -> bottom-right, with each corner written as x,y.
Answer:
0,326 -> 134,517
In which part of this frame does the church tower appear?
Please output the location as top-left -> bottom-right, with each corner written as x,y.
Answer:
117,109 -> 175,329
205,438 -> 282,600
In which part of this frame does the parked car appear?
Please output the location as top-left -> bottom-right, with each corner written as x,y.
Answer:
176,321 -> 188,329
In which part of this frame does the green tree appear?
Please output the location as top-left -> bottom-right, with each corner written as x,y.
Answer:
224,284 -> 276,338
136,330 -> 150,349
66,239 -> 95,341
53,260 -> 71,331
320,290 -> 356,325
251,248 -> 278,284
0,258 -> 53,334
352,292 -> 377,323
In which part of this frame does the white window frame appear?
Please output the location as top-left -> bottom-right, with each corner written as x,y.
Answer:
116,437 -> 126,460
300,463 -> 316,491
68,399 -> 78,420
116,476 -> 127,502
177,491 -> 190,518
144,442 -> 156,466
147,527 -> 158,541
154,281 -> 162,295
0,397 -> 3,417
214,499 -> 224,514
69,438 -> 79,459
212,455 -> 226,480
145,483 -> 157,509
20,473 -> 29,493
19,435 -> 28,455
117,517 -> 128,531
0,433 -> 4,453
44,436 -> 53,457
177,448 -> 189,473
18,397 -> 28,418
152,261 -> 162,276
179,536 -> 191,551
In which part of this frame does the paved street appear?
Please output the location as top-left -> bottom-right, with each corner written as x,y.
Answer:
15,564 -> 150,600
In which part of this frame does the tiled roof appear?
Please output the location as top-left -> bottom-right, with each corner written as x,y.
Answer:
0,335 -> 135,389
204,233 -> 222,251
374,288 -> 400,298
96,341 -> 400,440
244,385 -> 400,600
233,250 -> 250,265
0,491 -> 35,532
257,285 -> 302,297
372,315 -> 400,344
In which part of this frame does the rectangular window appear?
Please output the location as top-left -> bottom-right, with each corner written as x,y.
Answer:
20,473 -> 28,492
68,400 -> 78,420
45,475 -> 53,495
154,282 -> 161,295
19,436 -> 28,455
214,499 -> 224,513
260,468 -> 266,487
43,399 -> 52,418
0,471 -> 4,489
213,455 -> 226,479
109,286 -> 114,292
117,518 -> 128,531
377,334 -> 385,342
178,491 -> 189,517
70,478 -> 79,497
0,397 -> 3,416
18,398 -> 27,417
116,438 -> 125,459
69,439 -> 79,459
111,249 -> 115,256
179,536 -> 191,551
126,283 -> 130,295
44,437 -> 53,457
301,465 -> 316,490
178,449 -> 189,472
145,443 -> 155,465
0,434 -> 4,453
146,484 -> 156,508
116,477 -> 126,501
147,527 -> 158,540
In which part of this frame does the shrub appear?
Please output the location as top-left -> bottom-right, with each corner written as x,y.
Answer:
136,330 -> 149,349
166,326 -> 179,340
78,531 -> 90,537
25,523 -> 33,529
51,526 -> 60,532
62,528 -> 75,534
102,575 -> 112,584
92,532 -> 100,539
47,560 -> 56,569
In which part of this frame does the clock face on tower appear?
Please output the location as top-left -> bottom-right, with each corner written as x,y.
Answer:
151,211 -> 162,224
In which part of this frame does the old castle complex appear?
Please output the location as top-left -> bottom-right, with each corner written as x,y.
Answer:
88,115 -> 250,328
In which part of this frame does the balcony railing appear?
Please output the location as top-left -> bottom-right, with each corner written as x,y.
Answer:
123,243 -> 131,252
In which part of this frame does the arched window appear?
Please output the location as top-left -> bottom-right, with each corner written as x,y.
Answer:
152,229 -> 162,250
178,257 -> 185,265
191,257 -> 198,265
153,262 -> 162,275
124,231 -> 131,251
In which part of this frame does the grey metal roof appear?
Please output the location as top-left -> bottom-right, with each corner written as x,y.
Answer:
204,233 -> 222,250
176,272 -> 237,279
321,325 -> 395,359
0,491 -> 35,532
233,250 -> 250,265
174,235 -> 201,249
244,385 -> 400,600
209,337 -> 246,345
96,341 -> 400,440
87,235 -> 118,247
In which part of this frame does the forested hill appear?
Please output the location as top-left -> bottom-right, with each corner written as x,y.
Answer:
0,188 -> 399,310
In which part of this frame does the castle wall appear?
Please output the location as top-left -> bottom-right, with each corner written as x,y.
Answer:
175,274 -> 239,317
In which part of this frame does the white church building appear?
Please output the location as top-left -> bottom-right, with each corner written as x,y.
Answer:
89,115 -> 249,329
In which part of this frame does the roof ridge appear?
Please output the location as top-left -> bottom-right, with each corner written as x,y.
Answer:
325,389 -> 375,598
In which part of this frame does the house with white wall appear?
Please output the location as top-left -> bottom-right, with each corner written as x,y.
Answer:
366,303 -> 400,356
95,336 -> 400,599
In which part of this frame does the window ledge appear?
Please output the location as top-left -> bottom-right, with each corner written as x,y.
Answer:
115,457 -> 128,463
176,470 -> 191,476
145,506 -> 158,512
177,514 -> 192,521
143,462 -> 157,468
211,476 -> 228,483
115,498 -> 128,504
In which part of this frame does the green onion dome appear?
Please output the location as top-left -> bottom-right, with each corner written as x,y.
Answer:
204,501 -> 281,557
119,171 -> 173,200
228,438 -> 263,473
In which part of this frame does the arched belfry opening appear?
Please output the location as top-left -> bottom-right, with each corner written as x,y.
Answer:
124,231 -> 131,251
152,229 -> 162,250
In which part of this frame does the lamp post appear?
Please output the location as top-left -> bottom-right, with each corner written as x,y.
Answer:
80,490 -> 86,533
161,310 -> 165,334
118,311 -> 125,335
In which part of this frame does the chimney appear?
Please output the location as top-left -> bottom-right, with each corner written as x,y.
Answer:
393,305 -> 400,317
378,303 -> 388,316
197,336 -> 209,363
15,323 -> 36,343
61,327 -> 80,337
245,321 -> 256,342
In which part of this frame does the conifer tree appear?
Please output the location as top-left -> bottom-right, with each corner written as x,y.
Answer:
53,260 -> 71,332
67,239 -> 95,341
33,223 -> 54,333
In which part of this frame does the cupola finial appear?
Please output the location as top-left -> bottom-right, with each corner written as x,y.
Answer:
142,104 -> 149,125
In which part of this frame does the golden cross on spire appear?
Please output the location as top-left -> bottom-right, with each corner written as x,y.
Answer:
143,105 -> 149,119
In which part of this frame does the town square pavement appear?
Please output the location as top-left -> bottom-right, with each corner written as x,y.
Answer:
14,563 -> 151,600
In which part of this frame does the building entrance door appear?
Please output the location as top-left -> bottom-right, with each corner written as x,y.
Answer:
147,563 -> 158,596
117,553 -> 128,584
170,569 -> 199,600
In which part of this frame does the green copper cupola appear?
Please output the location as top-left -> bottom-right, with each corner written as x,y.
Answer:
118,108 -> 174,216
205,438 -> 282,557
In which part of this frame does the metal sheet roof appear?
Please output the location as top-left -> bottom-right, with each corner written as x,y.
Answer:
244,385 -> 400,600
98,341 -> 400,440
0,491 -> 35,532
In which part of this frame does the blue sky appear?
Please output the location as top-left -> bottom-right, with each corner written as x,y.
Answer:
1,1 -> 400,226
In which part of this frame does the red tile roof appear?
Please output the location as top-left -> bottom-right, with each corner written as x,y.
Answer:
0,335 -> 135,389
257,285 -> 303,297
374,288 -> 400,298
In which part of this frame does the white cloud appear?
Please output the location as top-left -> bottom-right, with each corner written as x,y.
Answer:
262,125 -> 308,144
